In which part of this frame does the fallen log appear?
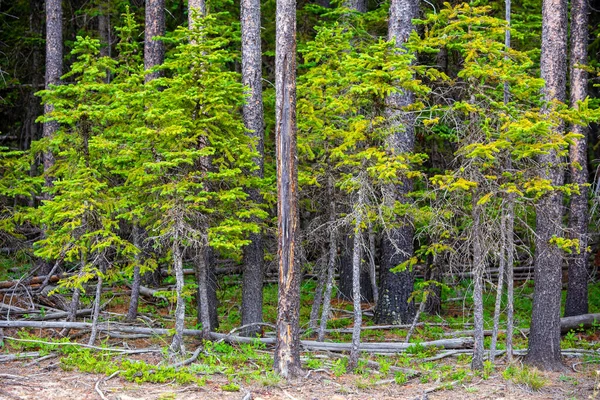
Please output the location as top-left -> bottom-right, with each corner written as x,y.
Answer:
560,313 -> 600,333
0,320 -> 474,353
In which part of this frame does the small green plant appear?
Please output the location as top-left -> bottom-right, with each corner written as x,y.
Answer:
503,364 -> 548,390
394,371 -> 408,385
331,357 -> 348,377
221,383 -> 240,392
482,360 -> 494,380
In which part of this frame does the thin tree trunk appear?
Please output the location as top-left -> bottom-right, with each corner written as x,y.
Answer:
503,0 -> 515,363
171,236 -> 186,356
274,0 -> 302,377
505,198 -> 515,362
144,0 -> 165,83
195,248 -> 212,339
240,0 -> 265,336
88,261 -> 105,346
318,177 -> 337,342
349,186 -> 365,370
525,0 -> 568,371
564,0 -> 589,317
489,212 -> 506,364
375,0 -> 418,326
405,294 -> 426,343
309,259 -> 325,332
126,224 -> 143,321
367,222 -> 378,307
471,200 -> 484,371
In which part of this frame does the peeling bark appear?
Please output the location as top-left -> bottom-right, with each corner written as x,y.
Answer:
274,0 -> 302,378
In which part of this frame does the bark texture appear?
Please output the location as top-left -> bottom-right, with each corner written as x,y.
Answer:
471,202 -> 484,371
344,0 -> 366,12
43,0 -> 63,188
274,0 -> 302,378
171,239 -> 186,355
241,0 -> 265,337
144,0 -> 165,83
126,225 -> 143,321
349,187 -> 365,370
375,0 -> 418,325
525,0 -> 568,370
564,0 -> 590,318
188,0 -> 206,23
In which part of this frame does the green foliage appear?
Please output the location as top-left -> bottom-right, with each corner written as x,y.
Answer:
503,364 -> 548,390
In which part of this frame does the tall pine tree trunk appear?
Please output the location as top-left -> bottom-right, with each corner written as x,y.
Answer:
144,0 -> 165,83
240,0 -> 265,336
525,0 -> 568,370
564,0 -> 590,317
274,0 -> 302,378
375,0 -> 418,325
43,0 -> 62,187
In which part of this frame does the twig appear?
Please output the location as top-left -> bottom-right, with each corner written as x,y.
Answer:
172,346 -> 203,368
95,378 -> 109,400
24,352 -> 57,367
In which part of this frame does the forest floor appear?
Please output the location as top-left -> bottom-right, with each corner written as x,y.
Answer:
2,276 -> 600,399
1,349 -> 598,400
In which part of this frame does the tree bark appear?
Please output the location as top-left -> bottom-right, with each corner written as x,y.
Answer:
188,0 -> 206,23
274,0 -> 302,378
489,210 -> 506,364
126,224 -> 143,321
170,237 -> 186,355
525,0 -> 568,371
564,0 -> 590,318
195,247 -> 212,339
42,0 -> 62,193
471,201 -> 484,371
240,0 -> 265,337
318,177 -> 338,342
349,186 -> 365,370
375,0 -> 418,326
144,0 -> 165,83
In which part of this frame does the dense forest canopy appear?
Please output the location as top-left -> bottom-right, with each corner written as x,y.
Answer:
0,0 -> 600,382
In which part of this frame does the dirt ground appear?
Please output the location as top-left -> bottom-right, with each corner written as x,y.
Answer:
0,356 -> 598,400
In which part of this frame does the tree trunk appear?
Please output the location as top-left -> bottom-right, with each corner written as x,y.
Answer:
144,0 -> 165,83
274,0 -> 302,378
505,198 -> 515,362
525,0 -> 568,371
170,237 -> 186,356
309,259 -> 325,332
503,0 -> 515,364
564,0 -> 590,318
195,247 -> 213,339
318,177 -> 338,342
126,224 -> 143,321
471,201 -> 484,371
375,0 -> 418,326
188,0 -> 206,23
349,185 -> 365,371
240,0 -> 265,337
42,0 -> 63,191
88,261 -> 106,346
338,242 -> 373,302
424,258 -> 441,315
489,209 -> 507,364
344,0 -> 366,12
